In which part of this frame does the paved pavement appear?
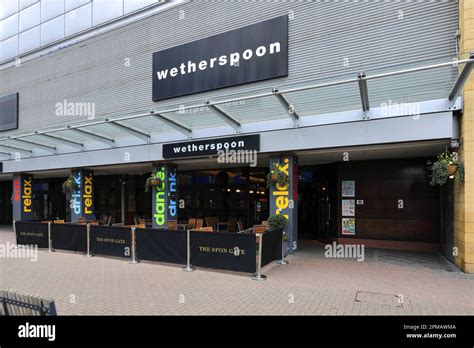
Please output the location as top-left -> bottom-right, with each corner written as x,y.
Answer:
1,227 -> 473,315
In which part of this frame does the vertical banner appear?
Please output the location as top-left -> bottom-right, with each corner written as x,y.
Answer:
70,169 -> 94,222
82,170 -> 94,220
152,162 -> 178,228
269,155 -> 298,253
12,174 -> 34,221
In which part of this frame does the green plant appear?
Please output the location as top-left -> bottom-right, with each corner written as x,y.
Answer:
429,151 -> 464,186
62,175 -> 78,194
266,163 -> 289,189
267,214 -> 287,230
144,171 -> 162,192
282,231 -> 289,242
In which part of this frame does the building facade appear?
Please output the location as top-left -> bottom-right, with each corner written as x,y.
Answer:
0,0 -> 472,272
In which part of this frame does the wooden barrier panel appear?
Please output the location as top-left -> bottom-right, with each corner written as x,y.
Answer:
0,288 -> 56,316
261,228 -> 283,267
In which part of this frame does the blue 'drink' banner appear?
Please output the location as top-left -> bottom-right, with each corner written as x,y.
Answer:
51,223 -> 87,253
261,228 -> 283,267
152,15 -> 288,101
135,228 -> 187,264
15,221 -> 49,248
90,225 -> 132,258
190,231 -> 257,273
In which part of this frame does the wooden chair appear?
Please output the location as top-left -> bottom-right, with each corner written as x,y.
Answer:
167,221 -> 178,230
77,217 -> 86,223
205,216 -> 218,230
195,219 -> 204,229
237,220 -> 244,232
193,227 -> 213,232
188,218 -> 196,229
89,221 -> 99,226
101,215 -> 109,225
135,224 -> 146,229
53,220 -> 65,224
253,225 -> 266,234
227,217 -> 237,232
262,220 -> 271,231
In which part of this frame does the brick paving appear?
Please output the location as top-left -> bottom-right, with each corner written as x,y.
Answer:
1,227 -> 473,315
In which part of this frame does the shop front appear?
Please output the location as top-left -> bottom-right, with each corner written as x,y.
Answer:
1,0 -> 472,272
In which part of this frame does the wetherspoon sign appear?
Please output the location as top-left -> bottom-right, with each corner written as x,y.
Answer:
152,16 -> 289,101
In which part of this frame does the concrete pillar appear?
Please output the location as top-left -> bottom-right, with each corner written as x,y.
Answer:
12,173 -> 34,221
70,169 -> 94,222
455,0 -> 474,273
269,155 -> 298,253
151,162 -> 178,229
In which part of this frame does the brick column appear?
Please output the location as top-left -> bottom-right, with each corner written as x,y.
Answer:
455,0 -> 474,273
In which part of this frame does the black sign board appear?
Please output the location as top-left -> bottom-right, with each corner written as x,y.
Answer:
152,16 -> 288,101
135,228 -> 187,264
51,224 -> 87,253
261,228 -> 283,267
15,221 -> 49,248
190,231 -> 257,273
90,225 -> 131,259
0,93 -> 18,132
163,134 -> 259,159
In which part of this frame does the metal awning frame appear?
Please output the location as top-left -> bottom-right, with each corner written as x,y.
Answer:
1,56 -> 473,157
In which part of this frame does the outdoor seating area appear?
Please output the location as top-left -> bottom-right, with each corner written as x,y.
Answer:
13,220 -> 284,278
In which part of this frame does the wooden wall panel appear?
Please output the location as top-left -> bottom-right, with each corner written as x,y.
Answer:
337,158 -> 440,243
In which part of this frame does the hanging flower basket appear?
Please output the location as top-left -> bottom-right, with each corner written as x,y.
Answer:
266,163 -> 289,189
150,178 -> 162,186
429,150 -> 464,186
145,173 -> 163,192
62,175 -> 78,194
447,164 -> 458,176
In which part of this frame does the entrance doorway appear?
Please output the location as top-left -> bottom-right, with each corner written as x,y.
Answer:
298,164 -> 337,240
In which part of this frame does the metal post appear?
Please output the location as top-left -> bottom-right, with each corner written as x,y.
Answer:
12,220 -> 16,235
1,297 -> 9,316
85,223 -> 92,257
276,231 -> 289,265
47,222 -> 53,253
252,233 -> 267,281
182,229 -> 195,272
129,226 -> 138,264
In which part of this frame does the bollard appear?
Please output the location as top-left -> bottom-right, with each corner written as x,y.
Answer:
129,226 -> 138,264
85,223 -> 92,258
47,222 -> 53,253
182,229 -> 195,272
251,232 -> 266,281
276,231 -> 289,265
